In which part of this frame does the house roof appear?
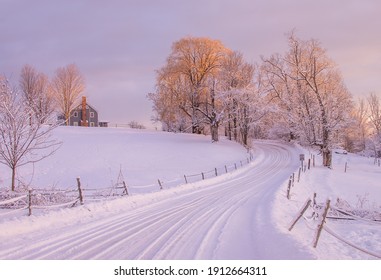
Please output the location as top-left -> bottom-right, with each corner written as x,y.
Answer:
72,101 -> 98,113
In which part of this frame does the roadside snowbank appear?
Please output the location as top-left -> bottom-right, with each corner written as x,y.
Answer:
273,148 -> 381,259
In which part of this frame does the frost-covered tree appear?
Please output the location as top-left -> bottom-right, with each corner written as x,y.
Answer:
52,64 -> 85,125
367,93 -> 381,136
217,53 -> 269,146
218,51 -> 255,142
149,64 -> 193,132
150,37 -> 229,141
367,93 -> 381,156
150,38 -> 271,144
262,32 -> 353,166
342,98 -> 369,152
19,64 -> 56,124
0,76 -> 61,191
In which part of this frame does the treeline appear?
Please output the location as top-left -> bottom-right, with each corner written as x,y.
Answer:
148,32 -> 381,166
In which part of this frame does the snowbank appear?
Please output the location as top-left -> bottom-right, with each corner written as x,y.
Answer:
273,148 -> 381,259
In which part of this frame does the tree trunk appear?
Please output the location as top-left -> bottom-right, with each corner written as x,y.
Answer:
211,123 -> 219,142
321,125 -> 332,167
242,130 -> 248,146
11,166 -> 16,191
322,149 -> 332,167
65,111 -> 70,126
233,117 -> 238,141
227,117 -> 232,140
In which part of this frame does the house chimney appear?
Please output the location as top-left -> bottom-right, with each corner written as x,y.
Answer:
81,96 -> 88,127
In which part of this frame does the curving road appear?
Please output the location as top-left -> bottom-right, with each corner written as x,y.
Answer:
0,141 -> 314,259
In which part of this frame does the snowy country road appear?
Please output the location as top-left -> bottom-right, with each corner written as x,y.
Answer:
0,141 -> 313,259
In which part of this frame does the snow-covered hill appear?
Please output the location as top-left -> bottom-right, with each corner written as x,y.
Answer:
0,126 -> 248,191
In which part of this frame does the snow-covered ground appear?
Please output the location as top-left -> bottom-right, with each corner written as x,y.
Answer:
0,127 -> 380,260
0,126 -> 249,191
273,147 -> 381,259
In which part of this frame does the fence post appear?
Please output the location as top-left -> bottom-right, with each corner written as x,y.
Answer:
308,159 -> 311,170
313,155 -> 315,167
225,165 -> 228,173
76,177 -> 84,205
234,163 -> 237,170
201,172 -> 205,180
158,179 -> 163,190
28,189 -> 33,216
286,176 -> 292,199
215,168 -> 218,177
344,162 -> 347,173
292,173 -> 295,186
288,198 -> 312,231
122,181 -> 129,196
297,167 -> 301,182
184,175 -> 188,184
313,199 -> 331,248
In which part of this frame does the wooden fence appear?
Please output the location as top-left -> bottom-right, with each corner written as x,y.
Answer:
0,152 -> 254,218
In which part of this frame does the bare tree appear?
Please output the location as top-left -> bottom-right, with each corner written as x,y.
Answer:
148,65 -> 191,132
345,98 -> 369,152
367,93 -> 381,135
367,93 -> 381,156
158,37 -> 229,138
262,32 -> 353,166
218,51 -> 255,143
0,76 -> 61,191
52,64 -> 85,125
150,39 -> 267,144
19,64 -> 56,124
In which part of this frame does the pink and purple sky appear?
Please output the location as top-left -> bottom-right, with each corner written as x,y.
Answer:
1,0 -> 380,126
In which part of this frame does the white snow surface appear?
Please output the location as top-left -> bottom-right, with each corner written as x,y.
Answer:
0,126 -> 249,191
0,127 -> 380,260
273,147 -> 381,260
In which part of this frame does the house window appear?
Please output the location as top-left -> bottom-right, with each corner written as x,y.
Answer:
73,122 -> 79,126
90,112 -> 95,118
90,122 -> 95,127
73,111 -> 78,117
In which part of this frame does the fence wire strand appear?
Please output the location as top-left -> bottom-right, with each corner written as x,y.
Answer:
0,153 -> 253,217
0,195 -> 28,206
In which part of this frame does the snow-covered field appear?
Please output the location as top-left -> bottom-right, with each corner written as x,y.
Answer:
0,127 -> 380,260
0,126 -> 249,191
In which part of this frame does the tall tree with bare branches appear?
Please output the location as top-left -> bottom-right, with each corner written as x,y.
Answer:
19,64 -> 56,124
367,93 -> 381,156
52,64 -> 85,125
154,37 -> 229,139
218,51 -> 255,143
367,93 -> 381,136
0,76 -> 61,191
262,32 -> 353,166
